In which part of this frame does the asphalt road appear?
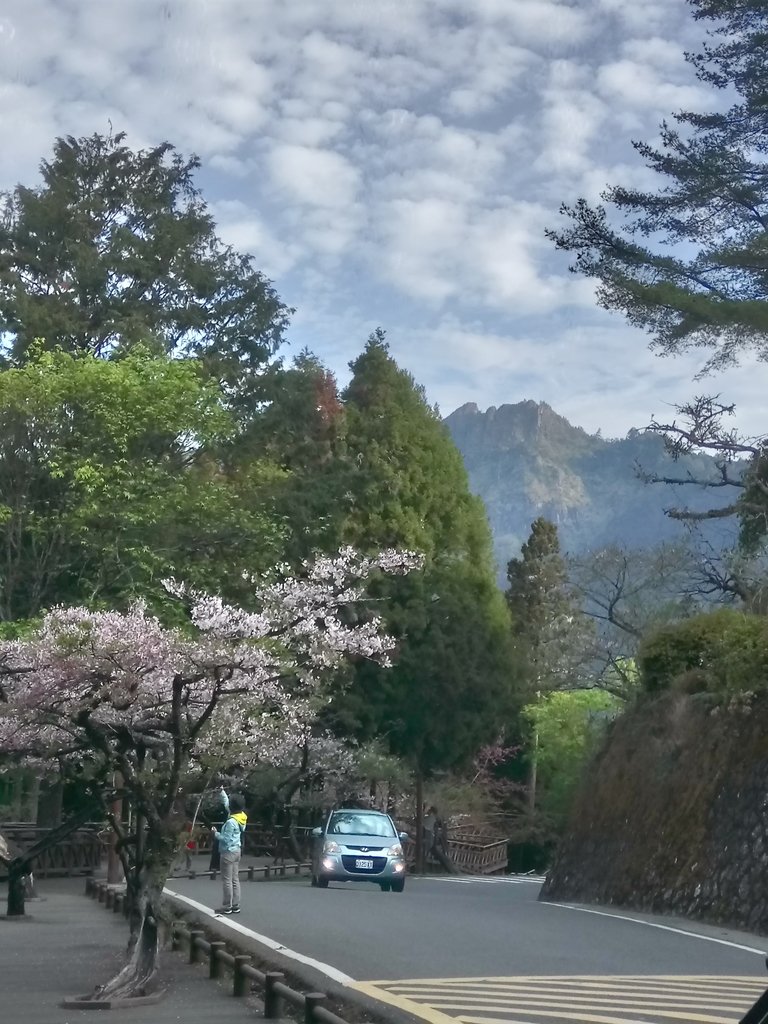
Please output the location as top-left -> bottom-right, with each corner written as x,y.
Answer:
167,872 -> 768,980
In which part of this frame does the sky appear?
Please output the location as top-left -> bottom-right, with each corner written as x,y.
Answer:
0,0 -> 764,440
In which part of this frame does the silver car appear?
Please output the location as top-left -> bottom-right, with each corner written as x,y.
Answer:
310,808 -> 408,892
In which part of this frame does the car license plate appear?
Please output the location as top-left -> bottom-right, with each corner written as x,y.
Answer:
355,858 -> 374,869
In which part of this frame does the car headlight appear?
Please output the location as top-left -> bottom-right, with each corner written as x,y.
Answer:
386,843 -> 403,857
323,840 -> 340,855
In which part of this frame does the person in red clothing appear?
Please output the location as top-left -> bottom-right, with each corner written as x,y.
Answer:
185,823 -> 196,872
179,820 -> 196,873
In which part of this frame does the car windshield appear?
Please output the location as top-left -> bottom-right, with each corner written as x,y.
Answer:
327,812 -> 396,837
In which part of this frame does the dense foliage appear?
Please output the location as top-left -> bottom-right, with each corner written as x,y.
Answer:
0,347 -> 283,620
638,607 -> 768,697
524,690 -> 620,825
0,135 -> 524,858
329,333 -> 520,776
0,131 -> 290,411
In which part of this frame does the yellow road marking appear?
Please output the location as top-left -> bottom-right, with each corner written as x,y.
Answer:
387,978 -> 765,987
389,987 -> 757,1006
355,976 -> 765,1024
444,1003 -> 738,1022
351,981 -> 459,1024
457,1010 -> 735,1024
365,975 -> 765,985
425,994 -> 748,1010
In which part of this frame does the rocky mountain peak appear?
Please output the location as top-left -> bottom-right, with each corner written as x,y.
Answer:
443,398 -> 733,578
445,400 -> 595,456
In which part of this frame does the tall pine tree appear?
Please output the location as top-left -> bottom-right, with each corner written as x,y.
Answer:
547,2 -> 768,545
505,517 -> 594,811
0,130 -> 289,412
330,332 -> 520,778
506,517 -> 593,698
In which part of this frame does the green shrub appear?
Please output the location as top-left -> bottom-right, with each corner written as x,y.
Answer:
638,608 -> 768,696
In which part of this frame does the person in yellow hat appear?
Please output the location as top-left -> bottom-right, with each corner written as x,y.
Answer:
211,787 -> 247,914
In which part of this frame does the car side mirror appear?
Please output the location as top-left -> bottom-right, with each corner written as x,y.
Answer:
311,827 -> 323,838
399,832 -> 409,843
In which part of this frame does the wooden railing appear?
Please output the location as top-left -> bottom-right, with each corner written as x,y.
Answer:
86,878 -> 351,1023
404,833 -> 508,875
194,824 -> 313,862
448,837 -> 508,875
0,823 -> 103,878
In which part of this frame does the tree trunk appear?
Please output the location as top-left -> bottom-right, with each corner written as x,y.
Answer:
7,861 -> 28,917
286,821 -> 303,863
414,770 -> 424,874
107,808 -> 124,885
4,806 -> 100,916
36,778 -> 64,827
527,729 -> 538,813
82,823 -> 176,1002
89,877 -> 163,1000
79,815 -> 179,999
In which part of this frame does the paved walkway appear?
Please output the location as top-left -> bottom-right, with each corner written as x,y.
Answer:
2,877 -> 261,1024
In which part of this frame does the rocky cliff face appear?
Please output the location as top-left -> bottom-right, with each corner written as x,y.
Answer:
444,401 -> 733,573
542,692 -> 768,933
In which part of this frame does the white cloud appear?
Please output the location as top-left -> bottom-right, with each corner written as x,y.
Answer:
0,0 -> 758,444
596,59 -> 707,114
267,144 -> 360,209
210,199 -> 303,280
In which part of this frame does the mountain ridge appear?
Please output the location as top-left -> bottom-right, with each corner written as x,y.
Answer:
444,399 -> 733,574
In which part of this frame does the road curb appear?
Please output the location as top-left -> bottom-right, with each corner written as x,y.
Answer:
164,887 -> 424,1024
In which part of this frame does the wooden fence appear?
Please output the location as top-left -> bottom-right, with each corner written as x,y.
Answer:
446,837 -> 508,874
404,832 -> 508,875
86,877 -> 351,1024
194,824 -> 314,863
0,823 -> 103,878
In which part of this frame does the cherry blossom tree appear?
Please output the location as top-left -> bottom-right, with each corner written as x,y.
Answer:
0,547 -> 419,1002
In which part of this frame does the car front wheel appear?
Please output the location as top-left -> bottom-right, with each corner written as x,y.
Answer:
316,876 -> 329,888
391,878 -> 405,893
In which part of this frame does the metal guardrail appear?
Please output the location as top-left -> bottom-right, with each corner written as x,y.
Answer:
85,877 -> 350,1024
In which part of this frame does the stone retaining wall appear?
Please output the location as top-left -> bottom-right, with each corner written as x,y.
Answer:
542,691 -> 768,933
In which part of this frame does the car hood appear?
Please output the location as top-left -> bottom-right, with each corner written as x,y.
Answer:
325,833 -> 398,850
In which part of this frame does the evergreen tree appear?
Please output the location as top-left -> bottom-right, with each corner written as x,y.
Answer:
242,351 -> 350,564
343,330 -> 492,560
506,518 -> 594,697
547,1 -> 768,370
0,130 -> 290,409
547,1 -> 768,547
329,332 -> 520,777
505,518 -> 594,812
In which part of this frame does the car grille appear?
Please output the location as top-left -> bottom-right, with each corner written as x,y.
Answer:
341,855 -> 387,873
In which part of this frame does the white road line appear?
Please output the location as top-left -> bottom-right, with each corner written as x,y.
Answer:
540,902 -> 768,957
423,876 -> 545,885
163,886 -> 355,985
